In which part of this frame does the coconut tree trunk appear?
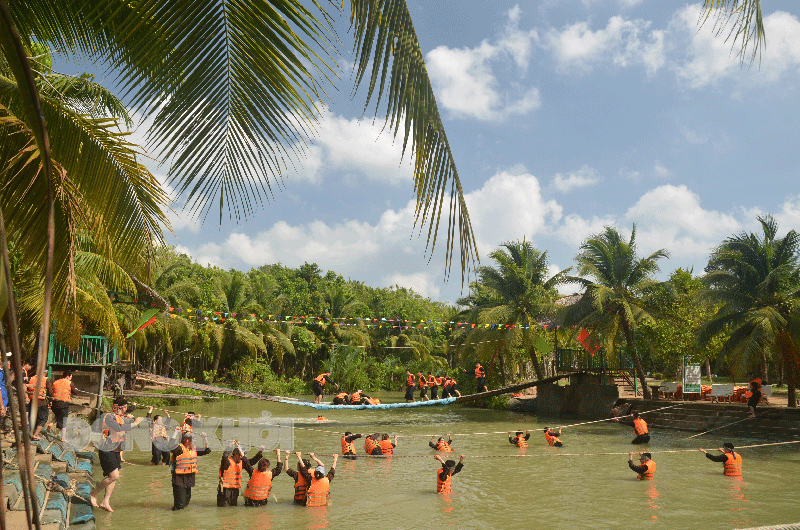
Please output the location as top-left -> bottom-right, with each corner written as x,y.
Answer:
777,332 -> 797,407
705,358 -> 713,382
526,331 -> 544,380
761,350 -> 769,382
621,319 -> 651,399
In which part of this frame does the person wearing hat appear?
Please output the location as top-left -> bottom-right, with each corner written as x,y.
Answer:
91,397 -> 146,512
434,454 -> 465,493
171,430 -> 210,510
306,452 -> 338,507
217,442 -> 264,506
699,443 -> 742,476
285,451 -> 314,505
631,412 -> 650,444
628,451 -> 656,480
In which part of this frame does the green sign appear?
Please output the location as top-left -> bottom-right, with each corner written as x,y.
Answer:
683,359 -> 702,394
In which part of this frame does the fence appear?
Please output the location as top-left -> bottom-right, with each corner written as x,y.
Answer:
47,334 -> 118,369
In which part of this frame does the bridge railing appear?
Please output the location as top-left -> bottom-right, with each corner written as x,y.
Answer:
555,348 -> 635,372
47,334 -> 118,368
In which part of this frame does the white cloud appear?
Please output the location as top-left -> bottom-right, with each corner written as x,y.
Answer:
382,272 -> 441,299
624,184 -> 741,259
774,194 -> 800,231
653,162 -> 670,177
673,6 -> 800,88
542,15 -> 665,76
463,168 -> 563,256
426,6 -> 542,121
551,165 -> 599,192
619,0 -> 643,8
552,213 -> 617,248
682,128 -> 708,145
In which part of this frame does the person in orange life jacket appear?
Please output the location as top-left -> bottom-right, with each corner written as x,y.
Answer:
417,372 -> 429,401
285,451 -> 314,505
405,370 -> 416,402
443,376 -> 461,398
434,454 -> 465,493
631,412 -> 650,444
747,380 -> 762,418
170,430 -> 211,511
244,448 -> 283,506
363,433 -> 382,456
474,363 -> 487,393
217,443 -> 264,507
49,370 -> 79,441
427,372 -> 439,400
313,372 -> 338,404
181,411 -> 202,433
379,433 -> 397,454
341,431 -> 362,459
544,427 -> 563,447
147,406 -> 172,465
430,434 -> 454,452
332,391 -> 349,405
26,367 -> 52,440
699,443 -> 742,476
91,397 -> 146,512
628,452 -> 655,480
306,452 -> 338,507
508,430 -> 530,447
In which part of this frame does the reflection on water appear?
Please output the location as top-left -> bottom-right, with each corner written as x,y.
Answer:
92,395 -> 799,530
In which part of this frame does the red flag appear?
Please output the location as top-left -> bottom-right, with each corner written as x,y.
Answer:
577,328 -> 600,355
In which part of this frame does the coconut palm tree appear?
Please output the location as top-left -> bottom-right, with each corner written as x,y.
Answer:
563,225 -> 669,399
458,240 -> 571,380
1,0 -> 479,382
702,0 -> 765,65
699,215 -> 800,407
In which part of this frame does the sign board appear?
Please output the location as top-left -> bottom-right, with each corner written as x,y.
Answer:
683,359 -> 702,394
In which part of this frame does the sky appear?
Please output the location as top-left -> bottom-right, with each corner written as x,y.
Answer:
57,1 -> 800,305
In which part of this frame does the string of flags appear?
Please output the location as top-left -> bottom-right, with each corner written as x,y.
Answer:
160,306 -> 570,332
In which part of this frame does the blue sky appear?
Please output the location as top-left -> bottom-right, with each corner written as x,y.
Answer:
65,1 -> 800,304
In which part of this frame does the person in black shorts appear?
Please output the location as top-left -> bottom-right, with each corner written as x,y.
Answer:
92,397 -> 146,512
747,380 -> 762,417
312,373 -> 338,404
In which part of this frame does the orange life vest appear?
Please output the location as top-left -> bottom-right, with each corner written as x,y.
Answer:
182,417 -> 194,433
407,374 -> 415,386
314,373 -> 329,386
436,470 -> 451,494
475,367 -> 484,378
545,431 -> 559,446
436,440 -> 454,452
350,392 -> 363,404
637,460 -> 656,480
723,452 -> 742,476
294,471 -> 310,504
514,435 -> 528,448
306,477 -> 330,507
335,392 -> 348,400
341,436 -> 356,455
427,376 -> 436,387
220,457 -> 243,489
379,439 -> 394,454
244,469 -> 273,500
417,375 -> 427,388
52,377 -> 71,402
103,413 -> 126,445
633,418 -> 649,436
174,444 -> 198,474
364,437 -> 378,454
27,375 -> 47,401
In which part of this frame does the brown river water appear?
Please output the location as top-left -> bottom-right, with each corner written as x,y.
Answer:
89,393 -> 800,530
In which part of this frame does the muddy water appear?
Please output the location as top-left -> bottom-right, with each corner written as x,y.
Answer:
92,393 -> 800,529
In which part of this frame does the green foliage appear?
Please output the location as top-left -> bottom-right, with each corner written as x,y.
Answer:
228,358 -> 308,395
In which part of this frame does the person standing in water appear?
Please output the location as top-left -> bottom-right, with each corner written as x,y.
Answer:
434,454 -> 465,493
544,427 -> 563,447
628,452 -> 656,480
171,431 -> 211,511
631,412 -> 650,444
508,430 -> 530,448
699,443 -> 742,476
